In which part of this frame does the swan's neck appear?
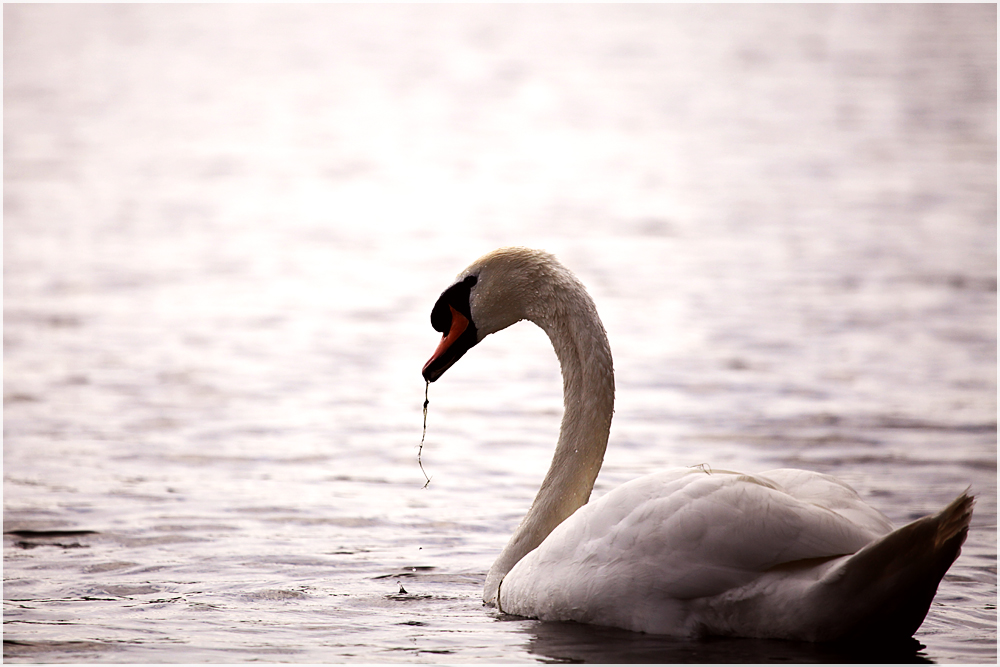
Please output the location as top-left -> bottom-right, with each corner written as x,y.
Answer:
483,277 -> 614,605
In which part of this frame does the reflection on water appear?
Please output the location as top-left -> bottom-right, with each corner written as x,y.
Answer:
522,619 -> 933,664
4,3 -> 996,664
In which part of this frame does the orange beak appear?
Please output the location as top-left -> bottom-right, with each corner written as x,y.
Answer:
422,305 -> 471,379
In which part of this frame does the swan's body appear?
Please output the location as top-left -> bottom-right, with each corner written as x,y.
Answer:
421,247 -> 972,642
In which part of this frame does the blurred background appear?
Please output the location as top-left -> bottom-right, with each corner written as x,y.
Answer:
4,4 -> 996,663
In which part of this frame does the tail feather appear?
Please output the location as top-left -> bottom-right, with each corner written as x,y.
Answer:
933,489 -> 975,548
813,492 -> 974,643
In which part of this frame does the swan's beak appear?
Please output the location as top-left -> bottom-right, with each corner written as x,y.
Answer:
422,304 -> 478,382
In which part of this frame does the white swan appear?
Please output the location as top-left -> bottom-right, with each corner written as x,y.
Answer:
421,247 -> 973,642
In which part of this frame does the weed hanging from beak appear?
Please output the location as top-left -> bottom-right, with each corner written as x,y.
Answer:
418,381 -> 432,488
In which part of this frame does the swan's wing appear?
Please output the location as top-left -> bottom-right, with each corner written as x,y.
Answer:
759,468 -> 895,536
499,468 -> 892,629
580,469 -> 890,597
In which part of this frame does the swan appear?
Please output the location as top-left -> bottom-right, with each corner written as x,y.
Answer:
421,246 -> 973,642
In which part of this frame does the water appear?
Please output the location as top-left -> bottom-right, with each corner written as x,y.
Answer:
4,4 -> 996,663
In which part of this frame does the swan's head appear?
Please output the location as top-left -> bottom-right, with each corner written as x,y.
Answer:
422,247 -> 560,382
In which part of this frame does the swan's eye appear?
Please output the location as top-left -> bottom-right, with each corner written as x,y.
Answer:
430,274 -> 478,333
430,296 -> 452,333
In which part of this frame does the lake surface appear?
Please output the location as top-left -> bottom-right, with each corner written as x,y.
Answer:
4,4 -> 996,663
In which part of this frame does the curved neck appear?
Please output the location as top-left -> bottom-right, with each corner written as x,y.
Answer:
483,278 -> 615,604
